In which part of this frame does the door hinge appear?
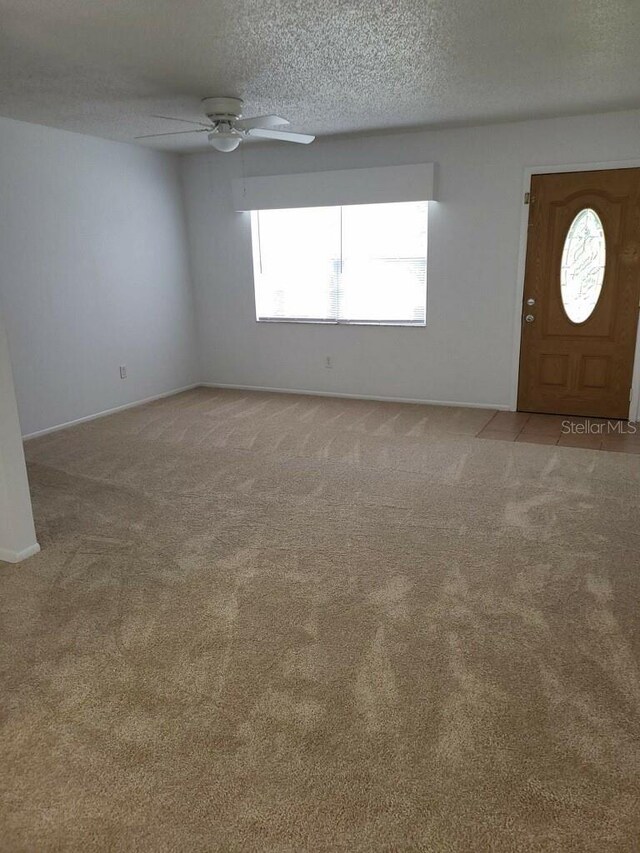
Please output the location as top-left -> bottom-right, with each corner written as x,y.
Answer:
524,192 -> 535,205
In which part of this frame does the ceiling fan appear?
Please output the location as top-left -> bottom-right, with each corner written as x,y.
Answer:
135,97 -> 315,152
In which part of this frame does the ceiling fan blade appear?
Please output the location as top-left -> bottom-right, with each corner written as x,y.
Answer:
246,128 -> 315,144
235,115 -> 289,131
151,114 -> 211,128
134,129 -> 209,139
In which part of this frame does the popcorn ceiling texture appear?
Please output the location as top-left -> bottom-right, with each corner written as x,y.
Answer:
0,0 -> 639,151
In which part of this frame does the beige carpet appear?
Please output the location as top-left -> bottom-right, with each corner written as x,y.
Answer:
2,388 -> 639,851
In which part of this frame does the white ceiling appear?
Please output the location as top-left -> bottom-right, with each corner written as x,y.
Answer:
1,0 -> 639,152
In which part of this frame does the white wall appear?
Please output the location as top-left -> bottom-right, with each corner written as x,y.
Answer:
0,116 -> 198,437
0,312 -> 38,562
181,109 -> 640,409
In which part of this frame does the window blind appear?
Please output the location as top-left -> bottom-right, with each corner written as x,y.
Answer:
251,201 -> 428,326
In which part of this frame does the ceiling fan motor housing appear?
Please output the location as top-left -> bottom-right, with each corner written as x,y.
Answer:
201,96 -> 244,121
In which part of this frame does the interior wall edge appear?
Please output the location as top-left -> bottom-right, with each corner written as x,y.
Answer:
177,159 -> 208,381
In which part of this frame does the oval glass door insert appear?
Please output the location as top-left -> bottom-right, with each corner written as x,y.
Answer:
560,208 -> 606,323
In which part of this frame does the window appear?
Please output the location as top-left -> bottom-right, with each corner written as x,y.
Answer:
560,208 -> 606,324
250,201 -> 428,325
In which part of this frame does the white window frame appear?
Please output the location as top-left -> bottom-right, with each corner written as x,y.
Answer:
249,202 -> 429,328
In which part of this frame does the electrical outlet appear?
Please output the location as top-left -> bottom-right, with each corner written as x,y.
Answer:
119,365 -> 127,380
325,356 -> 333,369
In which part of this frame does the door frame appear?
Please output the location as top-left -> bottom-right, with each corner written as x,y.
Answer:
510,159 -> 640,421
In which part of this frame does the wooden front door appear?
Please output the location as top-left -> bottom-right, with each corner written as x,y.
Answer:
517,168 -> 640,419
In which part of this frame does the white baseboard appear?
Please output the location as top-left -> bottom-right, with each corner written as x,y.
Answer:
22,384 -> 199,441
0,543 -> 41,564
200,382 -> 511,410
22,381 -> 510,443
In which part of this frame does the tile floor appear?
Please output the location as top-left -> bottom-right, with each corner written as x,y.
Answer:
477,411 -> 640,452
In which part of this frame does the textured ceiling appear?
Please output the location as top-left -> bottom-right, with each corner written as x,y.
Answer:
0,0 -> 639,152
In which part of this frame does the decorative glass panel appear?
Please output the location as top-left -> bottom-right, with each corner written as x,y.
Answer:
560,208 -> 606,323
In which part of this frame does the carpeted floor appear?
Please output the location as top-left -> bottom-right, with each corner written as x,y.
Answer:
1,388 -> 639,851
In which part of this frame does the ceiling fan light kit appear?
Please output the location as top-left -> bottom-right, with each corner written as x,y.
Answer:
134,96 -> 315,152
207,123 -> 243,152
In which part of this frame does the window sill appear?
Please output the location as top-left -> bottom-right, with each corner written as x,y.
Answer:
256,318 -> 426,327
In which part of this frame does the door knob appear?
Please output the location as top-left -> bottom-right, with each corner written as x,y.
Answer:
525,314 -> 535,323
